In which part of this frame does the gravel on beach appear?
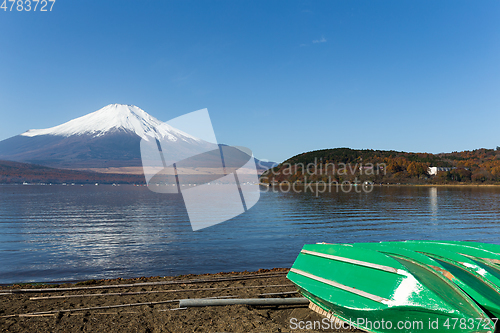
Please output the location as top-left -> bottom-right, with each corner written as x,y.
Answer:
0,268 -> 362,332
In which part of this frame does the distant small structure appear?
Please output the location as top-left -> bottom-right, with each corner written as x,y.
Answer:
428,167 -> 455,176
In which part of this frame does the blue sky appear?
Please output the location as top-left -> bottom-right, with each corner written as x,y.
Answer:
1,0 -> 499,163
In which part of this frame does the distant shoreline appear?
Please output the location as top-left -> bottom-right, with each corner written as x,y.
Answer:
399,184 -> 500,187
262,183 -> 500,187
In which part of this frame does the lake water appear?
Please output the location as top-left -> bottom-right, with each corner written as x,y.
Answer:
1,185 -> 499,284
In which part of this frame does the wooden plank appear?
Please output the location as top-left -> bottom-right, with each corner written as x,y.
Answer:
179,297 -> 308,307
29,284 -> 294,300
309,302 -> 349,327
1,296 -> 235,318
2,272 -> 288,294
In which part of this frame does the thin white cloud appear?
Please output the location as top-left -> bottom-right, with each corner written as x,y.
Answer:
312,36 -> 327,44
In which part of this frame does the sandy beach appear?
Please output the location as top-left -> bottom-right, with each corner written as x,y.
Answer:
0,268 -> 362,333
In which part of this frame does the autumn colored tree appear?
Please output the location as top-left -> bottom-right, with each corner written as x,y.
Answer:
407,162 -> 428,177
387,162 -> 403,173
259,147 -> 500,185
472,169 -> 492,182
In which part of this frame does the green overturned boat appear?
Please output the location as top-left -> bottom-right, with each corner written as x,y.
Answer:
439,241 -> 500,258
385,241 -> 500,292
287,243 -> 495,333
358,241 -> 500,319
410,240 -> 500,266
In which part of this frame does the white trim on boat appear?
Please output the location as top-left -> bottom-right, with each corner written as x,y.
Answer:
300,249 -> 403,275
289,268 -> 389,303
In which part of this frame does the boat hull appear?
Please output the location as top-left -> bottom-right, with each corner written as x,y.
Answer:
356,242 -> 500,319
384,241 -> 500,319
287,243 -> 494,333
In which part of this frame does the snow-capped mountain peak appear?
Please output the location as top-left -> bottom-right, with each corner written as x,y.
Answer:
21,104 -> 198,142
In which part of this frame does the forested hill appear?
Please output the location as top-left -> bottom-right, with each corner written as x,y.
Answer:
261,147 -> 500,184
0,160 -> 146,184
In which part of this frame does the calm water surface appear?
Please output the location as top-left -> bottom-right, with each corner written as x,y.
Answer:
0,185 -> 499,284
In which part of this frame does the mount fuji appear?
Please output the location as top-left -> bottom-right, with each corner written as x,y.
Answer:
0,104 -> 275,173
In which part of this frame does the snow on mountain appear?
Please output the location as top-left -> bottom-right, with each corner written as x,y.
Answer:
0,104 -> 276,172
21,104 -> 199,142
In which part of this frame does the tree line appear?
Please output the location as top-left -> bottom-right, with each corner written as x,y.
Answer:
260,147 -> 500,185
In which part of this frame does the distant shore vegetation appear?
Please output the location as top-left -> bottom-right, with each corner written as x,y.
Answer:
260,147 -> 500,185
0,160 -> 146,185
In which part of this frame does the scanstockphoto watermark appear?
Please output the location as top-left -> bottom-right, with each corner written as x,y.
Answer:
263,158 -> 387,177
261,177 -> 375,196
290,317 -> 425,331
290,317 -> 358,331
259,159 -> 387,196
290,317 -> 498,331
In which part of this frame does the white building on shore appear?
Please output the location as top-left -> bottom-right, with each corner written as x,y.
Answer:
428,167 -> 455,176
